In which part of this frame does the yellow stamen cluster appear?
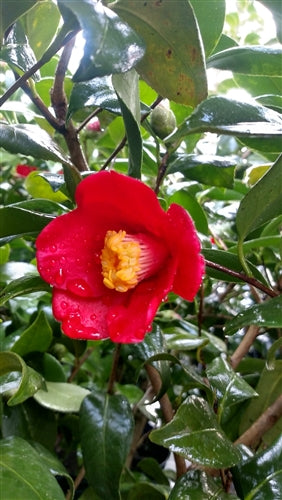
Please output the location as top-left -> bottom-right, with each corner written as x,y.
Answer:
101,230 -> 141,292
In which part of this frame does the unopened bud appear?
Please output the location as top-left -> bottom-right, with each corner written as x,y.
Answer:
150,101 -> 176,139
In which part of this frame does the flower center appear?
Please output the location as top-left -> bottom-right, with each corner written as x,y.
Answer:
100,230 -> 167,293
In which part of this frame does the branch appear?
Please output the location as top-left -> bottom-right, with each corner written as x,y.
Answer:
0,28 -> 78,107
230,325 -> 260,370
235,394 -> 282,449
50,37 -> 89,172
145,364 -> 187,478
205,259 -> 278,298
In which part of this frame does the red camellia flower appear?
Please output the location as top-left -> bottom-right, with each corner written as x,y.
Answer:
15,164 -> 38,177
36,171 -> 204,343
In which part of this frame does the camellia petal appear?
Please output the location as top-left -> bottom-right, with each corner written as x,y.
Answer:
36,171 -> 204,343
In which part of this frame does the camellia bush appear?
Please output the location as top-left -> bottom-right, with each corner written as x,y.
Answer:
0,0 -> 282,498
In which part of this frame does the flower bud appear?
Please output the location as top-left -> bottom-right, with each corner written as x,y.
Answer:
150,101 -> 176,139
86,117 -> 101,133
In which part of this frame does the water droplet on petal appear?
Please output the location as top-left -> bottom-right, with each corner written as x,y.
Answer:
50,258 -> 56,265
67,279 -> 91,297
90,313 -> 97,321
61,301 -> 67,310
60,256 -> 66,264
55,268 -> 65,286
50,244 -> 57,252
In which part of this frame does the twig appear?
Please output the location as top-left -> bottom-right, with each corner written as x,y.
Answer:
65,466 -> 85,500
68,347 -> 95,383
230,325 -> 260,370
0,28 -> 79,107
145,364 -> 187,478
205,259 -> 278,298
154,151 -> 170,194
107,343 -> 122,395
51,37 -> 89,172
235,394 -> 282,449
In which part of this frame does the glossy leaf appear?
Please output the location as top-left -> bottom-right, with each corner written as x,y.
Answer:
258,0 -> 282,42
168,190 -> 208,235
132,326 -> 171,401
203,249 -> 269,286
34,382 -> 90,413
1,21 -> 38,76
236,154 -> 282,242
0,0 -> 37,45
0,203 -> 55,245
0,351 -> 45,406
67,76 -> 121,121
0,123 -> 73,164
57,0 -> 145,81
167,154 -> 236,188
21,1 -> 61,59
169,97 -> 282,152
232,434 -> 282,499
24,172 -> 68,202
150,395 -> 241,468
112,70 -> 143,178
169,469 -> 240,499
0,436 -> 66,500
206,354 -> 258,424
225,295 -> 282,335
2,399 -> 57,452
113,0 -> 207,106
80,391 -> 134,500
11,311 -> 53,357
30,442 -> 74,499
190,0 -> 225,57
207,46 -> 282,76
239,361 -> 282,448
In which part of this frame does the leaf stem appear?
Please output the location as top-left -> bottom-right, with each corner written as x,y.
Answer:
205,259 -> 278,298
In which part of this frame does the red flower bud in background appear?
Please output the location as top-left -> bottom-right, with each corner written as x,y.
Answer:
85,117 -> 101,133
36,171 -> 204,343
15,164 -> 38,177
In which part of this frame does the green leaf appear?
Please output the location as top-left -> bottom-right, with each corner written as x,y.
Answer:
1,21 -> 38,76
190,0 -> 225,57
0,0 -> 37,45
138,457 -> 170,486
0,203 -> 55,244
236,154 -> 282,242
232,434 -> 282,500
150,395 -> 241,468
21,1 -> 61,59
203,249 -> 269,286
24,172 -> 69,202
169,469 -> 240,499
206,354 -> 258,425
30,442 -> 74,499
169,96 -> 282,152
207,46 -> 282,76
167,154 -> 236,188
132,326 -> 171,401
112,70 -> 143,178
113,0 -> 207,107
34,381 -> 90,413
239,361 -> 282,448
225,295 -> 282,335
258,0 -> 282,42
80,391 -> 134,500
0,123 -> 73,164
57,0 -> 145,81
0,351 -> 45,406
67,76 -> 121,121
11,310 -> 53,357
0,436 -> 65,500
